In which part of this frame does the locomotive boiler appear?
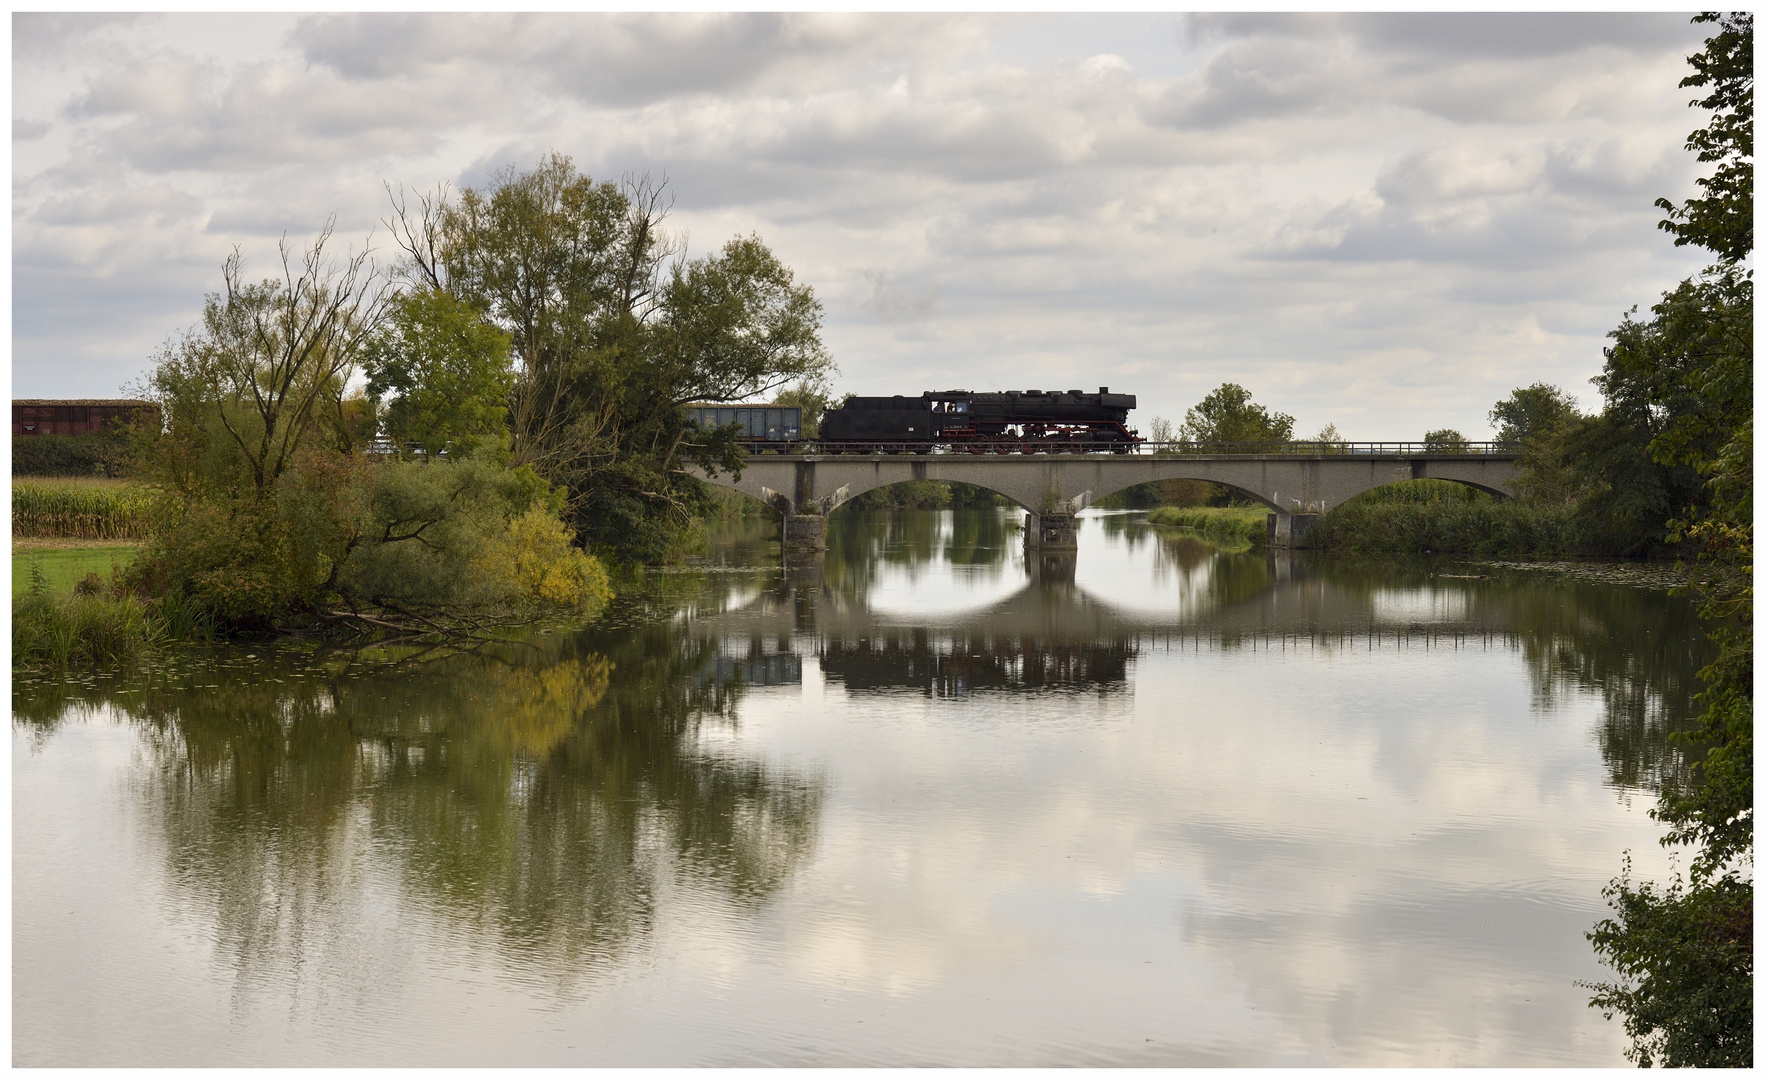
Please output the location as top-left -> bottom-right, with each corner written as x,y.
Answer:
687,387 -> 1140,453
818,388 -> 1139,452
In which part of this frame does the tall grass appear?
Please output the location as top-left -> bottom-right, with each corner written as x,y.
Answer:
1146,505 -> 1267,545
1302,480 -> 1577,555
1305,499 -> 1578,556
13,478 -> 158,539
13,587 -> 160,668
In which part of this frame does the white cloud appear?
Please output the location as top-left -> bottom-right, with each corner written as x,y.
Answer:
12,12 -> 1716,439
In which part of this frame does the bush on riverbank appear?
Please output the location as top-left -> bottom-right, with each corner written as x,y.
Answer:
13,565 -> 161,668
128,450 -> 610,630
14,478 -> 159,540
1146,505 -> 1267,546
1305,497 -> 1578,556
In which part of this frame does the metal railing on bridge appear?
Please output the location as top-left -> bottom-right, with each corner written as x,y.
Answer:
747,440 -> 1514,457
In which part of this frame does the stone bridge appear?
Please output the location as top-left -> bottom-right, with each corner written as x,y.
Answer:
686,451 -> 1520,551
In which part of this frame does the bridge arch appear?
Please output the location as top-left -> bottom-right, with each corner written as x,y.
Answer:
1086,470 -> 1282,513
685,450 -> 1520,550
820,476 -> 1033,516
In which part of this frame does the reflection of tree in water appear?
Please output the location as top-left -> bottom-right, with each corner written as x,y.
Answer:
12,618 -> 823,985
822,629 -> 1134,698
1302,560 -> 1714,793
823,508 -> 1013,599
1146,532 -> 1273,612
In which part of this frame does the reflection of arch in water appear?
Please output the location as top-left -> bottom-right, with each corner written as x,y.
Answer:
820,630 -> 1136,697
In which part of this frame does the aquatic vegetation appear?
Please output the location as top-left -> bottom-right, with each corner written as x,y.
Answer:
1146,505 -> 1266,546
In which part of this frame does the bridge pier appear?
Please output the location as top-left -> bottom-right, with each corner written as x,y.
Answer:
1267,512 -> 1321,549
1025,512 -> 1079,550
782,513 -> 827,552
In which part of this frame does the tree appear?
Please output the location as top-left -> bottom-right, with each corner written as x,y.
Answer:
1586,13 -> 1752,1066
1423,428 -> 1466,452
390,155 -> 835,560
129,222 -> 607,633
144,222 -> 387,498
363,287 -> 516,458
1177,384 -> 1295,446
1656,12 -> 1753,263
1488,383 -> 1580,451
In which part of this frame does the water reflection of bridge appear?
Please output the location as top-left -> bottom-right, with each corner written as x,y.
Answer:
689,553 -> 1559,649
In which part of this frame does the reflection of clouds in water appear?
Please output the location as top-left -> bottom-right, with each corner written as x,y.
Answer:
1372,588 -> 1469,623
1071,513 -> 1223,619
866,514 -> 1027,618
738,645 -> 1656,1065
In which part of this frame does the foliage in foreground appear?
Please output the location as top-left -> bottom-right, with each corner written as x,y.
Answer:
1582,12 -> 1753,1066
133,225 -> 611,635
1587,862 -> 1752,1067
127,449 -> 610,631
10,563 -> 205,668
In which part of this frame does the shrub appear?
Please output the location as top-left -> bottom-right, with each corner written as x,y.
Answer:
11,429 -> 134,477
1305,498 -> 1579,556
13,584 -> 161,668
127,449 -> 612,628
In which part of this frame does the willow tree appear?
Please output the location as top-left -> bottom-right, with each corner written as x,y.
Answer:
388,155 -> 835,560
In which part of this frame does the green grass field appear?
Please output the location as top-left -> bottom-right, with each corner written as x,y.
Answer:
12,544 -> 140,599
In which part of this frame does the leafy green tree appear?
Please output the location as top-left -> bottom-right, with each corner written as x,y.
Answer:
130,224 -> 607,632
1586,12 -> 1752,1066
363,288 -> 515,458
1177,383 -> 1295,446
1655,12 -> 1753,263
1488,383 -> 1580,450
142,224 -> 387,500
390,156 -> 835,560
1423,428 -> 1467,452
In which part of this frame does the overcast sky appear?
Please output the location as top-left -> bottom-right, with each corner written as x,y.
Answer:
13,12 -> 1716,438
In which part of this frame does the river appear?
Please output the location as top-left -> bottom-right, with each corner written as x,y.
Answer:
12,508 -> 1710,1066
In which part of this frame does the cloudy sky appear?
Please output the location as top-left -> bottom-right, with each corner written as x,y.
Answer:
13,12 -> 1715,439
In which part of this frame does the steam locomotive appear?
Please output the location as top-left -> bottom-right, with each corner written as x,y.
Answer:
688,388 -> 1139,453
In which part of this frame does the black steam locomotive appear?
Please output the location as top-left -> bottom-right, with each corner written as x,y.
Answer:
688,387 -> 1139,453
819,387 -> 1138,452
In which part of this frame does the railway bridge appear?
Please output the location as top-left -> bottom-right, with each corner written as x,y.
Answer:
686,445 -> 1520,551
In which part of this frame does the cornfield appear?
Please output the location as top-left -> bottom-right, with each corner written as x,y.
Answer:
13,479 -> 158,539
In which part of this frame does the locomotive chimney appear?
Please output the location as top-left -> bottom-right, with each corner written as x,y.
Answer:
1099,386 -> 1108,394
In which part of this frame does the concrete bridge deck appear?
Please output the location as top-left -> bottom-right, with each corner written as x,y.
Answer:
687,448 -> 1520,550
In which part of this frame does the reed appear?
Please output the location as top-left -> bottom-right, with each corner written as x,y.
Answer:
12,478 -> 158,539
12,587 -> 162,667
1146,505 -> 1268,545
1305,499 -> 1579,556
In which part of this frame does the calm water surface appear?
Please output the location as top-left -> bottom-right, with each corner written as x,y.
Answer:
13,509 -> 1710,1066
